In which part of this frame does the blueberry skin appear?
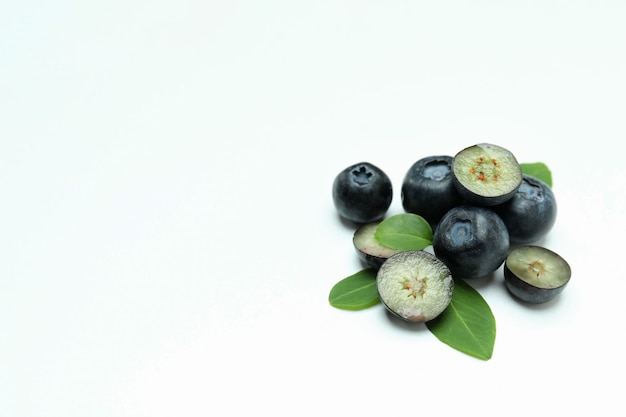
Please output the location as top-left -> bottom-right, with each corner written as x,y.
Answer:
504,265 -> 568,304
332,162 -> 393,224
495,175 -> 556,244
433,205 -> 510,280
401,155 -> 464,227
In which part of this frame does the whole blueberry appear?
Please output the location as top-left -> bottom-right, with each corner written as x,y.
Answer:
332,162 -> 393,224
495,174 -> 557,244
401,155 -> 464,227
433,205 -> 509,280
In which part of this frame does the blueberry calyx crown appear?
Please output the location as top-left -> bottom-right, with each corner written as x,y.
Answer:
351,166 -> 373,186
517,179 -> 543,201
422,160 -> 451,181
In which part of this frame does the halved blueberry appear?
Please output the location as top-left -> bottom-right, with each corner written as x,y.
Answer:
451,143 -> 522,206
504,245 -> 571,304
352,222 -> 402,269
377,250 -> 454,322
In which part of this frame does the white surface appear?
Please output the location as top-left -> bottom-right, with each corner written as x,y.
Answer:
1,1 -> 625,416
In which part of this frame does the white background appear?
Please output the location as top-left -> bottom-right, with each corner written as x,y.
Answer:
1,1 -> 625,416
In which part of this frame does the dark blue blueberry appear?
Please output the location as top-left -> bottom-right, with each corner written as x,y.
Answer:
401,155 -> 464,227
433,205 -> 509,279
495,174 -> 557,244
332,162 -> 393,224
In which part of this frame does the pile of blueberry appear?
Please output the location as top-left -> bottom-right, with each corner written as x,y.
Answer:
332,143 -> 571,320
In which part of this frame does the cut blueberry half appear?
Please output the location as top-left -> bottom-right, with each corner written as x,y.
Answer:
353,222 -> 402,269
377,250 -> 454,323
401,155 -> 464,227
451,143 -> 522,206
332,162 -> 393,224
504,245 -> 571,304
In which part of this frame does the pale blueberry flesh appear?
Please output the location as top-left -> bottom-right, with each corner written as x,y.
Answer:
451,143 -> 522,207
352,222 -> 402,269
504,245 -> 571,304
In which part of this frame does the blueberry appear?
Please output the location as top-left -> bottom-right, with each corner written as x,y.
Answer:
352,222 -> 402,269
401,155 -> 464,227
377,250 -> 454,322
504,245 -> 571,304
451,143 -> 523,206
433,205 -> 510,280
332,162 -> 393,224
495,174 -> 557,244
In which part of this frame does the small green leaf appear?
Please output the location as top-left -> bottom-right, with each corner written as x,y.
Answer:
374,213 -> 433,251
520,162 -> 552,187
426,278 -> 496,360
329,269 -> 380,310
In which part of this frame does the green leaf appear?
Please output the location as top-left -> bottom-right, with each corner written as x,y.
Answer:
426,278 -> 496,360
374,213 -> 433,251
520,162 -> 552,187
329,269 -> 380,310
